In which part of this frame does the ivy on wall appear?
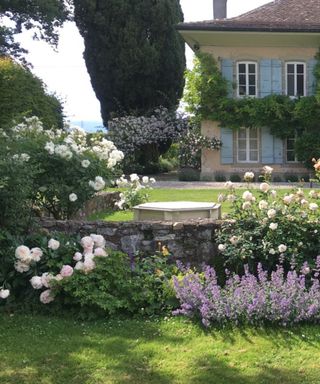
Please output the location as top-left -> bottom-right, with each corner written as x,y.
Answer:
184,52 -> 320,169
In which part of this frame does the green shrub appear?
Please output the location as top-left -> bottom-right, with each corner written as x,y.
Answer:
214,173 -> 226,182
178,167 -> 200,181
285,174 -> 299,183
229,174 -> 241,182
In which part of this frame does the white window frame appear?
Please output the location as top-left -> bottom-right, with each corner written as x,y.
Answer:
236,127 -> 260,163
237,61 -> 258,98
285,62 -> 306,98
285,134 -> 299,163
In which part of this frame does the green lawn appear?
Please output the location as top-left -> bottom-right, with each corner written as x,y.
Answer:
1,314 -> 320,384
90,188 -> 290,221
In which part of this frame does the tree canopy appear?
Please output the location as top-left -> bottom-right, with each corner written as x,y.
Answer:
0,0 -> 72,62
0,57 -> 64,129
73,0 -> 186,123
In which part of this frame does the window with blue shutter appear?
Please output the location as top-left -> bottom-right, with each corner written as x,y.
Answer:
307,59 -> 317,96
221,59 -> 234,97
220,127 -> 233,164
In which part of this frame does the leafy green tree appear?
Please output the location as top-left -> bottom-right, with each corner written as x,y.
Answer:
73,0 -> 185,122
0,0 -> 72,62
0,57 -> 64,129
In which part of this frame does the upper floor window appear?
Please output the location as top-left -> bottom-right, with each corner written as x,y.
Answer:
286,62 -> 306,97
237,62 -> 257,97
237,127 -> 259,163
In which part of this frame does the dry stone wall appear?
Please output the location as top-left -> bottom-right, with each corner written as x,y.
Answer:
40,218 -> 222,265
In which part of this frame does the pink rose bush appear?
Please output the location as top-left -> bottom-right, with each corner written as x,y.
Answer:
15,234 -> 108,304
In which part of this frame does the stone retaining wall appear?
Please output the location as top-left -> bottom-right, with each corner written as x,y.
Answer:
40,218 -> 222,265
73,191 -> 120,219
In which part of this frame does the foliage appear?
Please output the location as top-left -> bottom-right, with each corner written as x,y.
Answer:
216,168 -> 320,274
184,51 -> 228,122
73,0 -> 185,122
184,52 -> 320,169
0,0 -> 72,62
0,116 -> 123,225
114,174 -> 155,210
173,259 -> 320,327
108,106 -> 188,173
179,125 -> 222,170
0,57 -> 64,129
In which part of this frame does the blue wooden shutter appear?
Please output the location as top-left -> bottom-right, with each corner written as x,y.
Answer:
220,127 -> 233,164
221,59 -> 234,97
261,126 -> 274,163
260,59 -> 272,97
271,59 -> 282,94
307,59 -> 317,96
274,136 -> 283,164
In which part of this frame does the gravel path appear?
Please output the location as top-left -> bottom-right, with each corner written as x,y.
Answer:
152,180 -> 313,189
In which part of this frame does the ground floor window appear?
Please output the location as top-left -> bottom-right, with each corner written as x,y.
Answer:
237,127 -> 259,163
286,135 -> 298,163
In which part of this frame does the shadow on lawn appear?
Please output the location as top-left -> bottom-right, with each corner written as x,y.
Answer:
0,315 -> 319,384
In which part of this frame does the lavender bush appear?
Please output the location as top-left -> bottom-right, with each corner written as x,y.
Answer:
173,257 -> 320,327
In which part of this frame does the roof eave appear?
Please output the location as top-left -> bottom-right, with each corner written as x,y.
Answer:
176,25 -> 320,33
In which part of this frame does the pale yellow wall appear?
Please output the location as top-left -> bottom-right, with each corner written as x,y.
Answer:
201,46 -> 317,62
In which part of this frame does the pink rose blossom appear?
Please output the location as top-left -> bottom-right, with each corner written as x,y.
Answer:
73,252 -> 83,261
30,247 -> 43,262
30,276 -> 43,289
60,265 -> 74,278
94,247 -> 107,257
40,289 -> 55,304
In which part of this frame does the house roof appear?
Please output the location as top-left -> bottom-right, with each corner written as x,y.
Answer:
177,0 -> 320,33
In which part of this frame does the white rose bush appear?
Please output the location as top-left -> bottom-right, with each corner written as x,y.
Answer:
216,166 -> 320,273
0,116 -> 124,223
114,174 -> 156,210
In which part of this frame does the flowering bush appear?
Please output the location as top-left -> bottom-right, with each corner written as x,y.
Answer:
0,116 -> 124,223
173,259 -> 320,327
7,233 -> 176,317
216,167 -> 320,273
108,107 -> 188,173
179,128 -> 222,170
114,174 -> 156,210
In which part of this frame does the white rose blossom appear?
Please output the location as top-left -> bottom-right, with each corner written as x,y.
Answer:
242,191 -> 254,201
218,244 -> 226,252
0,289 -> 10,299
269,222 -> 278,230
259,182 -> 270,193
309,203 -> 318,211
267,209 -> 276,219
48,239 -> 60,250
278,244 -> 287,253
81,159 -> 90,168
258,200 -> 268,210
243,172 -> 254,182
69,193 -> 78,202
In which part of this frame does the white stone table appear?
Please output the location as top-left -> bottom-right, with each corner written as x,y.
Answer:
133,201 -> 221,221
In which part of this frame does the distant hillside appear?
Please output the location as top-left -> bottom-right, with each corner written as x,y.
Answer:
71,120 -> 106,133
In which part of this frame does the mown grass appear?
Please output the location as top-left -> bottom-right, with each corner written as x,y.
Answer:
1,314 -> 320,384
90,187 -> 291,221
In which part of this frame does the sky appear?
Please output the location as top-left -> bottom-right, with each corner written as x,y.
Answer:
15,0 -> 271,123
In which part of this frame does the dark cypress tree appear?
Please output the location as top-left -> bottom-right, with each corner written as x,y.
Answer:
73,0 -> 186,123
